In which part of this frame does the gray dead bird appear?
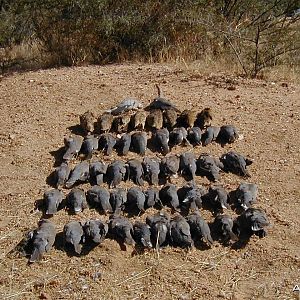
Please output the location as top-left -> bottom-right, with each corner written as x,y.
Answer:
86,186 -> 112,214
146,84 -> 180,112
179,152 -> 197,180
163,108 -> 178,129
131,131 -> 147,155
106,99 -> 143,115
169,127 -> 190,147
110,188 -> 127,214
160,154 -> 180,180
146,211 -> 170,248
144,187 -> 160,208
106,160 -> 128,188
202,126 -> 220,146
63,221 -> 85,255
178,110 -> 197,128
108,215 -> 135,246
116,133 -> 132,156
112,112 -> 132,133
81,135 -> 99,158
98,133 -> 116,155
131,110 -> 148,130
133,222 -> 153,249
84,219 -> 108,244
195,108 -> 213,129
65,161 -> 90,188
127,159 -> 144,186
197,153 -> 223,182
80,110 -> 95,133
89,161 -> 107,185
126,186 -> 146,213
169,215 -> 193,248
63,135 -> 84,161
213,215 -> 238,243
97,112 -> 113,133
142,157 -> 160,185
186,212 -> 213,247
66,188 -> 87,214
55,162 -> 70,188
206,185 -> 230,211
153,128 -> 170,155
160,184 -> 180,211
235,183 -> 258,210
187,127 -> 202,145
146,109 -> 164,130
236,208 -> 269,237
182,184 -> 206,211
43,189 -> 64,215
220,151 -> 253,177
29,219 -> 56,263
217,125 -> 239,146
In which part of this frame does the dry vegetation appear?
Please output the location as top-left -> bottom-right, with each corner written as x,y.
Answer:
0,63 -> 299,299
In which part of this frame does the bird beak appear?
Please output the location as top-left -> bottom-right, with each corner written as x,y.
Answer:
241,203 -> 248,210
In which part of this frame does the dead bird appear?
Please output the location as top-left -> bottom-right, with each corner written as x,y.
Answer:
235,183 -> 258,210
146,211 -> 170,248
97,112 -> 113,133
131,131 -> 147,155
179,152 -> 197,181
109,188 -> 127,214
63,135 -> 84,161
108,215 -> 135,246
43,189 -> 64,215
66,188 -> 87,214
98,133 -> 116,156
84,219 -> 108,244
133,222 -> 153,249
195,107 -> 213,129
81,134 -> 99,158
63,221 -> 85,255
86,185 -> 112,214
181,184 -> 206,211
169,127 -> 190,147
112,112 -> 132,133
54,162 -> 70,188
65,161 -> 90,188
144,187 -> 161,208
146,109 -> 163,130
177,109 -> 197,128
80,110 -> 95,134
202,126 -> 220,146
163,108 -> 178,129
235,208 -> 269,238
187,127 -> 202,145
142,157 -> 161,185
116,133 -> 132,156
160,184 -> 180,211
169,215 -> 193,248
106,98 -> 143,115
220,151 -> 253,177
89,161 -> 107,185
127,159 -> 144,186
212,215 -> 238,244
126,186 -> 146,213
160,154 -> 180,180
153,128 -> 170,155
196,153 -> 223,182
205,185 -> 230,211
131,110 -> 148,130
29,219 -> 56,263
216,125 -> 239,146
106,160 -> 128,188
186,212 -> 213,247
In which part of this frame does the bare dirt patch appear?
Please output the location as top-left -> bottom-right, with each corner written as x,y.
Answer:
0,64 -> 299,300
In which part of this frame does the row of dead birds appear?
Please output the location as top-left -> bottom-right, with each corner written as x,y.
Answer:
40,180 -> 258,217
64,124 -> 239,160
53,150 -> 252,190
24,207 -> 269,263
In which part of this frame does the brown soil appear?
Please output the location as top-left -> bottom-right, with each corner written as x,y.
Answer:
0,64 -> 299,300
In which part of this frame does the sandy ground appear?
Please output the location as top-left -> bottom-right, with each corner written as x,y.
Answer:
0,63 -> 299,300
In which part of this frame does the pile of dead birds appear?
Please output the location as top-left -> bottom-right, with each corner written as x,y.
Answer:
21,85 -> 270,263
